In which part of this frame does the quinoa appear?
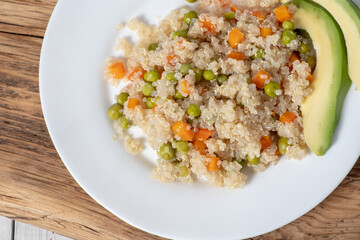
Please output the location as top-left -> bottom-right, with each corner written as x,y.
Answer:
105,0 -> 315,189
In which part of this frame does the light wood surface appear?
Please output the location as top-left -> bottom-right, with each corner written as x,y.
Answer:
14,221 -> 71,240
0,217 -> 12,240
0,216 -> 71,240
0,1 -> 359,240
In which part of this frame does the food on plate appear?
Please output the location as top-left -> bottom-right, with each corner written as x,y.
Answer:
292,0 -> 360,91
293,0 -> 351,156
105,0 -> 356,188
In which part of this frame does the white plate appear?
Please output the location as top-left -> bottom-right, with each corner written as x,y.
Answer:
39,0 -> 360,239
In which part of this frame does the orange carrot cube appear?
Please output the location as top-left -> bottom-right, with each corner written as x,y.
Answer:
195,129 -> 213,141
128,67 -> 145,81
108,62 -> 126,79
252,70 -> 270,89
227,52 -> 245,60
172,121 -> 195,141
127,98 -> 140,110
205,157 -> 220,172
253,11 -> 266,22
259,27 -> 273,38
199,19 -> 216,33
193,139 -> 207,155
260,136 -> 273,151
279,111 -> 297,124
228,28 -> 244,48
274,5 -> 292,22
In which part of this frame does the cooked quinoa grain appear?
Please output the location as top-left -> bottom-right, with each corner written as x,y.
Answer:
106,0 -> 315,189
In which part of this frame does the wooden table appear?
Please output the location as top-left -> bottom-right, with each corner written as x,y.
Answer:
1,1 -> 359,239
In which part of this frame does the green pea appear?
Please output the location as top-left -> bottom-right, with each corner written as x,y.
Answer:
237,102 -> 245,108
116,92 -> 129,105
284,2 -> 291,7
203,70 -> 216,81
159,143 -> 175,160
154,97 -> 161,103
233,158 -> 246,169
299,43 -> 309,53
178,165 -> 190,177
142,83 -> 154,96
120,116 -> 132,129
296,29 -> 310,39
217,75 -> 228,85
186,0 -> 197,2
176,141 -> 190,153
184,11 -> 198,25
165,72 -> 177,81
239,160 -> 246,169
108,103 -> 123,120
187,104 -> 201,117
306,56 -> 316,70
144,69 -> 160,82
264,82 -> 281,97
172,29 -> 188,39
278,137 -> 289,155
174,90 -> 185,100
273,113 -> 279,121
148,43 -> 158,51
179,63 -> 191,75
252,48 -> 264,60
146,97 -> 155,109
224,12 -> 235,20
282,20 -> 294,30
193,68 -> 203,83
247,77 -> 253,84
281,30 -> 297,45
247,155 -> 260,165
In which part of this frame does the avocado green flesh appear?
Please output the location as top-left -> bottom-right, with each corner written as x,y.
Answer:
293,0 -> 351,156
312,0 -> 360,91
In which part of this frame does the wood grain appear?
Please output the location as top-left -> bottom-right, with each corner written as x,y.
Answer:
0,0 -> 57,37
0,1 -> 359,240
14,221 -> 71,240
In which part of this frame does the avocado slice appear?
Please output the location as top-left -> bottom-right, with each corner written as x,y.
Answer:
311,0 -> 360,91
293,0 -> 352,156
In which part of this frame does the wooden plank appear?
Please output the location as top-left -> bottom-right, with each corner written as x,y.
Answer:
0,0 -> 57,37
14,221 -> 72,240
0,0 -> 359,240
0,216 -> 13,240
